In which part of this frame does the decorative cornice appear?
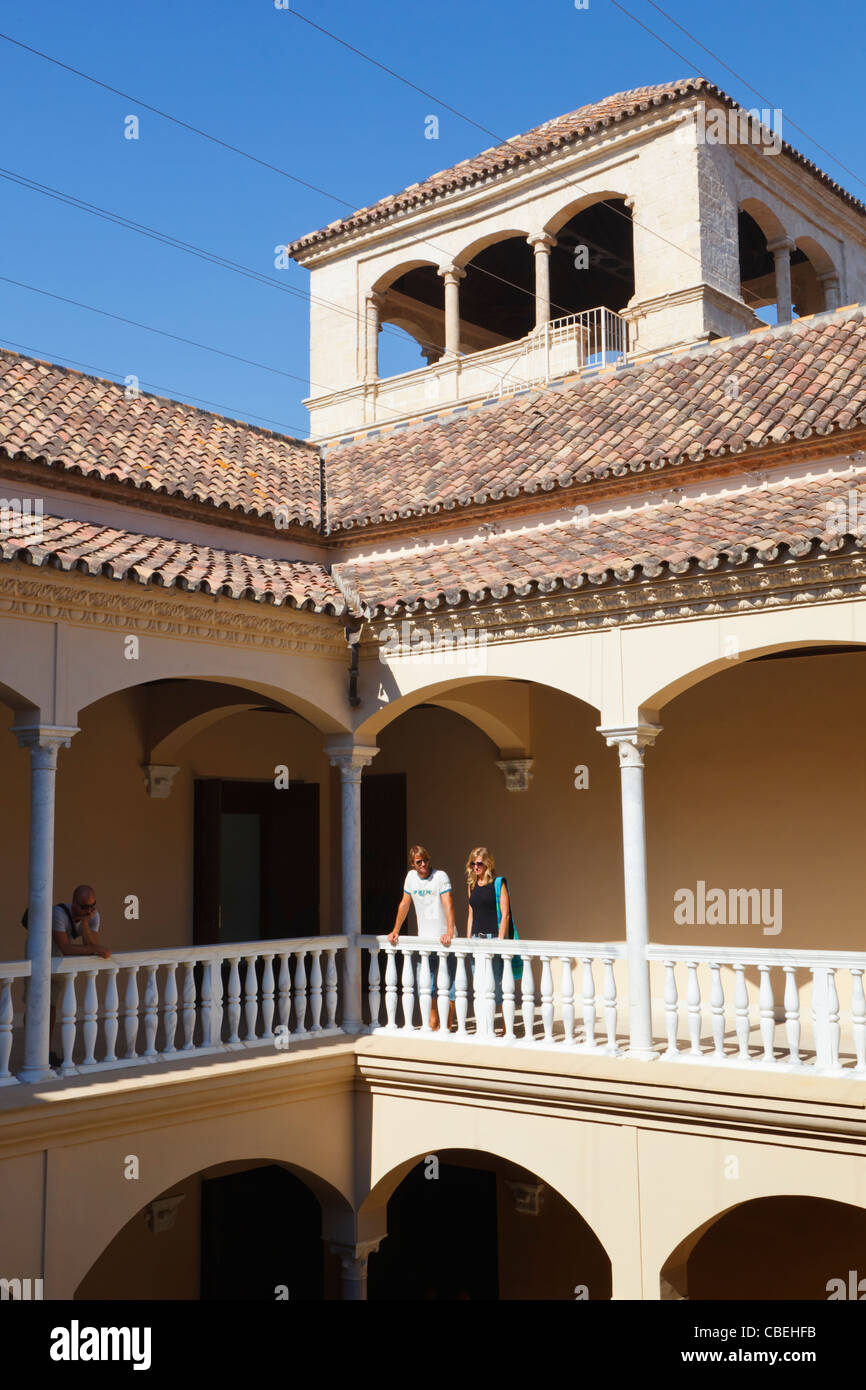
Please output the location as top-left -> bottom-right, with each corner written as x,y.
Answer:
0,565 -> 346,658
363,539 -> 866,644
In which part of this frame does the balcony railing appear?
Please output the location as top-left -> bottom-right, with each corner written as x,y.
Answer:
494,307 -> 629,397
4,934 -> 866,1084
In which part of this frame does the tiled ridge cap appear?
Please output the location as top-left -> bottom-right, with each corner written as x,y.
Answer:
290,78 -> 866,254
322,303 -> 866,533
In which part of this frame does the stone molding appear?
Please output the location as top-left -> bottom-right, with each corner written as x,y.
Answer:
0,567 -> 346,658
495,758 -> 534,791
362,543 -> 866,647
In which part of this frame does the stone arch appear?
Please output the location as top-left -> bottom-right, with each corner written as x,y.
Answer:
660,1194 -> 866,1300
72,1154 -> 354,1301
452,227 -> 533,269
631,631 -> 866,718
542,190 -> 633,239
371,258 -> 439,296
739,195 -> 788,245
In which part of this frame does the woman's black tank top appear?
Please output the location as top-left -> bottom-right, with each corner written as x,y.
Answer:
469,880 -> 498,936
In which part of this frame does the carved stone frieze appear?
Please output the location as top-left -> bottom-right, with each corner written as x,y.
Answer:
0,567 -> 346,658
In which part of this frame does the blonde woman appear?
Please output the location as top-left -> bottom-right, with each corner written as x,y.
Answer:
465,847 -> 510,1022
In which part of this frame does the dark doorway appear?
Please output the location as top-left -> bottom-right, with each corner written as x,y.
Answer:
368,1158 -> 499,1300
194,779 -> 319,944
200,1164 -> 331,1300
361,772 -> 407,934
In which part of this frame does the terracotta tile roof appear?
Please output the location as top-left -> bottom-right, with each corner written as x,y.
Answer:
0,350 -> 322,527
291,79 -> 866,255
0,513 -> 344,612
334,472 -> 866,613
324,308 -> 866,531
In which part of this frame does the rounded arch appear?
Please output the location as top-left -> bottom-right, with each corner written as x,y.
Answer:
453,227 -> 532,269
542,189 -> 633,239
661,1194 -> 866,1300
635,636 -> 866,716
73,1156 -> 353,1301
739,195 -> 788,244
795,234 -> 838,279
371,257 -> 439,295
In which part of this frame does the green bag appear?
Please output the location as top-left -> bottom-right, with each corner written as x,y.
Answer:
494,876 -> 523,981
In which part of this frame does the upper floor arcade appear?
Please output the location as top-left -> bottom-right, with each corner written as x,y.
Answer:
290,80 -> 866,439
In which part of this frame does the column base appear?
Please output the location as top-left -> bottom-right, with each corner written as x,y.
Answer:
17,1064 -> 59,1084
624,1046 -> 661,1062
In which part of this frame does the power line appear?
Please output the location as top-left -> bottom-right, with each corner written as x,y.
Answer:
0,335 -> 310,435
615,0 -> 866,195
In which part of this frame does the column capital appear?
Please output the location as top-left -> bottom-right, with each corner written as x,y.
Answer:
143,764 -> 181,799
325,738 -> 379,777
495,757 -> 534,792
598,723 -> 662,768
367,289 -> 386,309
329,1238 -> 382,1265
12,723 -> 79,756
437,263 -> 466,283
527,232 -> 557,252
767,236 -> 796,256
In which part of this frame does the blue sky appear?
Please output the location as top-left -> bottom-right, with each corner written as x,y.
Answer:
1,0 -> 862,440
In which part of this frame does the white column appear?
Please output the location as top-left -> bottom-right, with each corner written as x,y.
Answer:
13,721 -> 79,1083
528,233 -> 556,327
329,1239 -> 381,1300
438,264 -> 466,359
767,237 -> 795,323
818,271 -> 841,311
600,723 -> 661,1061
326,739 -> 379,1033
365,291 -> 384,382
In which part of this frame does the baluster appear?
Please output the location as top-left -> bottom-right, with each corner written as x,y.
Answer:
180,962 -> 196,1051
710,962 -> 726,1059
104,967 -> 119,1062
293,952 -> 308,1037
368,949 -> 382,1029
122,967 -> 139,1060
143,965 -> 159,1058
540,955 -> 554,1043
261,954 -> 275,1040
603,957 -> 618,1054
384,947 -> 398,1031
521,954 -> 536,1041
244,954 -> 260,1041
201,957 -> 213,1049
484,949 -> 497,1038
686,962 -> 702,1056
81,970 -> 99,1067
783,965 -> 801,1066
0,978 -> 12,1081
212,956 -> 225,1046
437,952 -> 451,1033
308,951 -> 323,1034
324,950 -> 339,1032
454,950 -> 469,1037
227,956 -> 242,1045
60,972 -> 78,1074
734,963 -> 750,1060
418,950 -> 433,1033
581,958 -> 597,1049
851,969 -> 866,1071
401,949 -> 416,1031
278,953 -> 292,1034
502,956 -> 516,1042
560,956 -> 574,1046
161,962 -> 178,1055
758,964 -> 775,1062
827,969 -> 841,1072
663,961 -> 679,1057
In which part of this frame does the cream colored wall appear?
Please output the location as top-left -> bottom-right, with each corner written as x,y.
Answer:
75,1175 -> 202,1301
0,689 -> 338,962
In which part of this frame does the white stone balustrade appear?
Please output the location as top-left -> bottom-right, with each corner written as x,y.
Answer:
360,937 -> 625,1051
647,945 -> 866,1075
10,937 -> 348,1079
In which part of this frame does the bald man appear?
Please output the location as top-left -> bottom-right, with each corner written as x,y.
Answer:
49,885 -> 110,1066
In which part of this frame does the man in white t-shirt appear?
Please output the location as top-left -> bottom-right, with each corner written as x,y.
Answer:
387,845 -> 456,1031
